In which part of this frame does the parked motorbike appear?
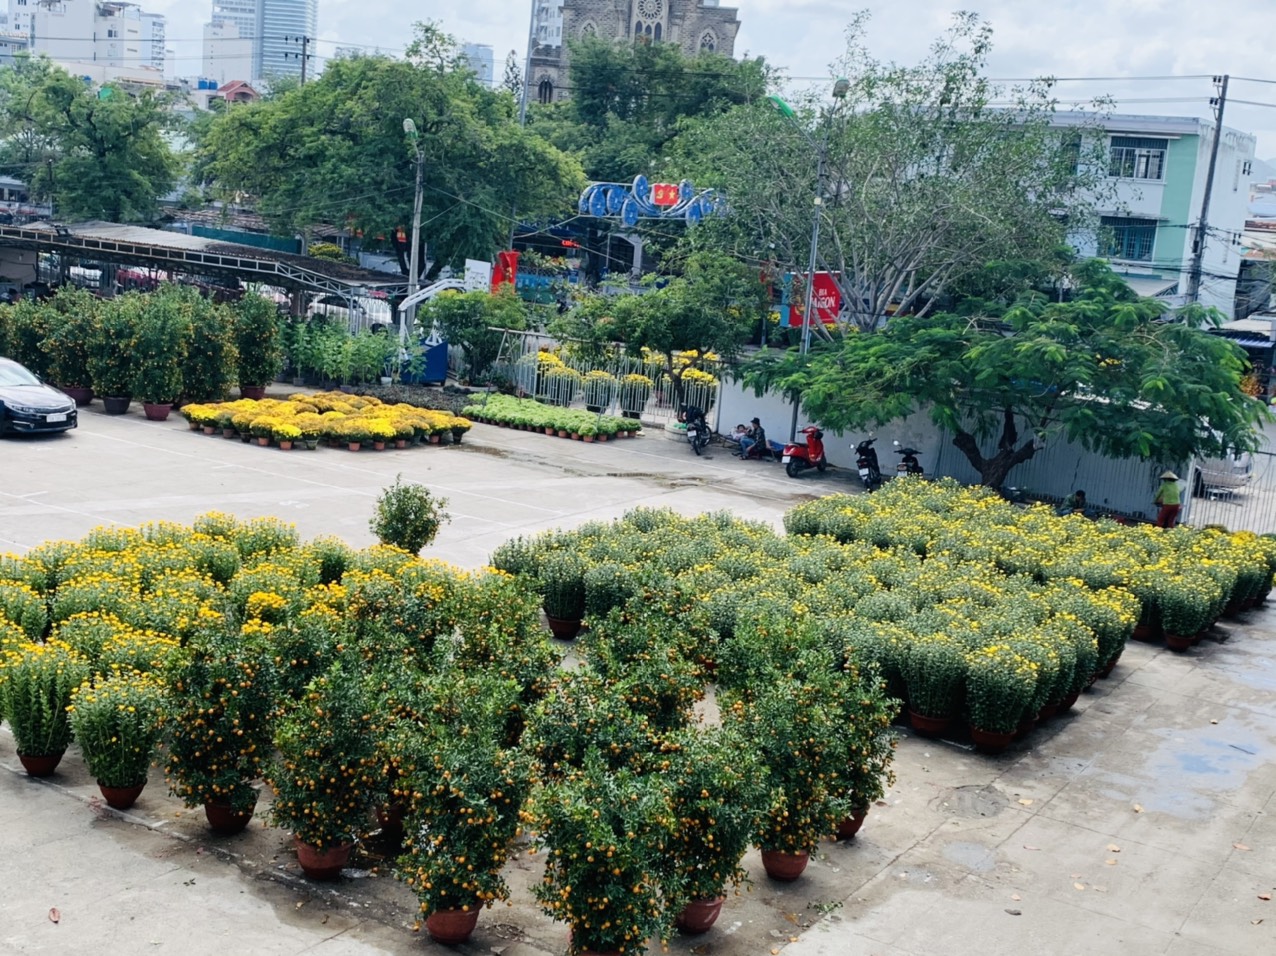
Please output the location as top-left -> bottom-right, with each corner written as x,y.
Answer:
856,437 -> 883,491
894,440 -> 924,476
782,426 -> 828,478
686,417 -> 711,456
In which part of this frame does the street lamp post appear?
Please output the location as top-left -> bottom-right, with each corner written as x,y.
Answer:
402,118 -> 426,349
768,78 -> 848,441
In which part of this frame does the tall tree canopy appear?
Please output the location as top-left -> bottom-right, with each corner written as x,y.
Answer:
195,30 -> 584,276
0,57 -> 178,222
745,260 -> 1270,488
532,38 -> 770,183
675,12 -> 1109,331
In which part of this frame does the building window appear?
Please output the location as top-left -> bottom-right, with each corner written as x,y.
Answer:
653,22 -> 661,40
537,77 -> 554,104
1100,215 -> 1157,262
1108,136 -> 1167,180
699,31 -> 717,52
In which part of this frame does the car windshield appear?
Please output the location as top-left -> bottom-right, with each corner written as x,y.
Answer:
0,362 -> 40,386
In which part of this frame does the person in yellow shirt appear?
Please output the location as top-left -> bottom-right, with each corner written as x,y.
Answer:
1154,470 -> 1182,527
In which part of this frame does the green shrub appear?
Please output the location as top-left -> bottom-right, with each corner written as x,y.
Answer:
369,475 -> 450,554
232,293 -> 284,387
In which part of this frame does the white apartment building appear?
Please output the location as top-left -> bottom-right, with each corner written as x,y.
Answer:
6,0 -> 31,37
208,0 -> 260,80
532,0 -> 562,49
32,1 -> 148,71
202,19 -> 254,85
140,10 -> 164,73
1054,112 -> 1257,315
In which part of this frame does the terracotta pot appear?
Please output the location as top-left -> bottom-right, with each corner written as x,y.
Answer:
223,427 -> 237,439
428,434 -> 441,444
142,402 -> 173,421
545,427 -> 556,435
425,906 -> 481,945
545,613 -> 582,639
835,807 -> 868,840
239,385 -> 267,400
1190,628 -> 1206,645
278,440 -> 293,451
255,436 -> 269,446
189,421 -> 201,430
558,430 -> 569,438
597,434 -> 608,442
348,442 -> 361,452
395,439 -> 407,449
1098,649 -> 1123,678
102,395 -> 132,415
99,781 -> 146,810
1037,701 -> 1061,722
908,709 -> 952,738
373,441 -> 386,451
294,837 -> 353,880
1224,600 -> 1246,618
1058,689 -> 1081,713
969,726 -> 1016,755
204,800 -> 255,835
203,425 -> 218,435
1132,622 -> 1161,643
676,896 -> 725,935
62,385 -> 93,406
582,434 -> 595,443
1165,632 -> 1193,652
761,849 -> 810,881
18,752 -> 65,777
571,433 -> 581,441
374,801 -> 407,843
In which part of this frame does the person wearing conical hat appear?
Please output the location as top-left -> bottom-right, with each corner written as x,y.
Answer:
1154,470 -> 1181,528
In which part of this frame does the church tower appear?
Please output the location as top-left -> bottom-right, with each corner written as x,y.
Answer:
528,0 -> 741,106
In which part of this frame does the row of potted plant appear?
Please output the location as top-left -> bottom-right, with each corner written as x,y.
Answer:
490,493 -> 1156,753
785,479 -> 1276,652
0,512 -> 895,955
462,393 -> 640,442
178,393 -> 471,451
0,285 -> 283,418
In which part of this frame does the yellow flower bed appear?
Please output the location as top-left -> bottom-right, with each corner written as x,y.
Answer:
180,392 -> 470,448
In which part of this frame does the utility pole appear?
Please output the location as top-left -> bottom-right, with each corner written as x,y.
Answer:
1185,74 -> 1229,306
402,119 -> 426,347
300,35 -> 310,84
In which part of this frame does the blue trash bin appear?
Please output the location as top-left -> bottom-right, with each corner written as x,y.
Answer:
402,341 -> 449,386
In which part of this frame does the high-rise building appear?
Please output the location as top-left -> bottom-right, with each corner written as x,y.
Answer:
203,19 -> 254,84
258,0 -> 317,82
461,42 -> 495,88
140,11 -> 165,73
208,0 -> 261,81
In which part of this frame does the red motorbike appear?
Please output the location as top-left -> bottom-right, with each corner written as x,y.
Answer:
782,425 -> 827,478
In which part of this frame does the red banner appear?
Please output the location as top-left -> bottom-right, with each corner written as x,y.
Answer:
793,272 -> 841,325
651,183 -> 680,207
491,250 -> 519,292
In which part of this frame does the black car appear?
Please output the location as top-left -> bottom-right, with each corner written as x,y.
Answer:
0,357 -> 77,435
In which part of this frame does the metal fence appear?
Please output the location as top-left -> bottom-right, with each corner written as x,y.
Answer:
462,329 -> 721,429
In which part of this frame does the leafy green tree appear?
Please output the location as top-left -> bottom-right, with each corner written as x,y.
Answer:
745,260 -> 1271,488
675,13 -> 1110,332
532,38 -> 770,183
196,35 -> 583,277
554,250 -> 769,405
0,57 -> 178,221
418,288 -> 527,381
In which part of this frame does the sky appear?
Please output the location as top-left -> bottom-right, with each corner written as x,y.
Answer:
146,0 -> 1276,157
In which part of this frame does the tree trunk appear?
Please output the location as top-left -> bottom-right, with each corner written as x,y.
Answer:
951,408 -> 1039,489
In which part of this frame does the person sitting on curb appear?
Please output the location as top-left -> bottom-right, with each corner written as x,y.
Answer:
737,417 -> 766,459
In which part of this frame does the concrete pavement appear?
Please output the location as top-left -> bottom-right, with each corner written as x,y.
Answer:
2,396 -> 1275,955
